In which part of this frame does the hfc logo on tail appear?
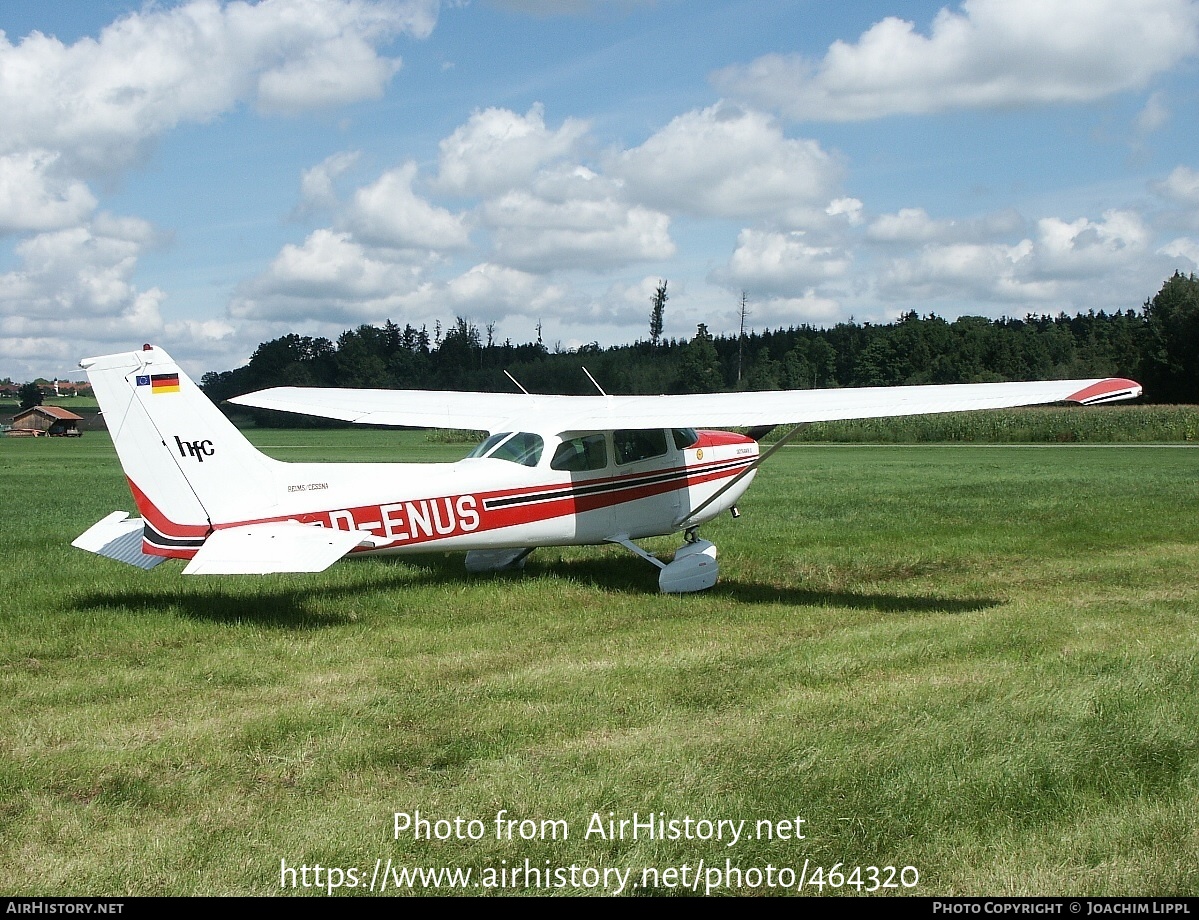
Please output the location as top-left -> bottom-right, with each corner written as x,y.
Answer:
175,436 -> 214,462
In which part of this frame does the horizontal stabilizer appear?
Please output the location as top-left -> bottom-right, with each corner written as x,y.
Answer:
72,512 -> 167,570
182,522 -> 376,575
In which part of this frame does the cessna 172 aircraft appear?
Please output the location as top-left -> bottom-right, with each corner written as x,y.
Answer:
72,345 -> 1141,592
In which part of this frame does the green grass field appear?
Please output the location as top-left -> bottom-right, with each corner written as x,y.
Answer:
1,429 -> 1197,896
0,396 -> 99,412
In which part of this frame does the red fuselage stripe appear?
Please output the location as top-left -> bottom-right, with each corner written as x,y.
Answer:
128,454 -> 755,559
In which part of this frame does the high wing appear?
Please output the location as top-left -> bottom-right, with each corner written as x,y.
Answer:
228,377 -> 1142,434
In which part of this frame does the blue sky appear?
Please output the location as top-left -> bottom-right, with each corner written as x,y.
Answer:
2,0 -> 1198,380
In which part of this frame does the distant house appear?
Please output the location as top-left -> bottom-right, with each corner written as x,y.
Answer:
10,405 -> 83,437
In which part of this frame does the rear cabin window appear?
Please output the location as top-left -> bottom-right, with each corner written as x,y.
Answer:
551,434 -> 608,472
614,428 -> 669,465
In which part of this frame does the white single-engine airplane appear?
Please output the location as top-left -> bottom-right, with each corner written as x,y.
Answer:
73,345 -> 1141,592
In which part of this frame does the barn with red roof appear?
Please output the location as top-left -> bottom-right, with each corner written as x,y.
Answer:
9,405 -> 84,437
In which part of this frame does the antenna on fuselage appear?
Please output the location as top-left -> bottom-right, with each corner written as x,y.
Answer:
504,369 -> 530,394
581,366 -> 607,396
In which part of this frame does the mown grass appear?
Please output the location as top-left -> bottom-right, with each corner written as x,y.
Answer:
1,427 -> 1197,896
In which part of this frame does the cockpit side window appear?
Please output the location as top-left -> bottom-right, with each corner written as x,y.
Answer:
614,428 -> 668,465
465,431 -> 544,467
487,432 -> 544,467
466,431 -> 512,459
551,434 -> 608,472
672,427 -> 699,450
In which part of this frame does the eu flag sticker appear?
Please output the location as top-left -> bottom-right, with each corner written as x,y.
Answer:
135,375 -> 150,387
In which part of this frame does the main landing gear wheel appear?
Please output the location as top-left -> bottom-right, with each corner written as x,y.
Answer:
464,547 -> 535,573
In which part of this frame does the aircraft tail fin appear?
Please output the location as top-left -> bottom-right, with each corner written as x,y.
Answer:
77,345 -> 282,560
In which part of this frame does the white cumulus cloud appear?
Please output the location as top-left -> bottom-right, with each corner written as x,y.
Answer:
0,0 -> 438,173
714,0 -> 1199,121
1156,165 -> 1199,206
715,229 -> 851,294
613,104 -> 842,224
0,151 -> 98,234
435,104 -> 589,197
880,239 -> 1050,303
877,209 -> 1165,309
0,216 -> 170,371
867,207 -> 1026,244
1159,237 -> 1199,266
0,217 -> 162,321
482,166 -> 675,272
296,150 -> 362,215
442,262 -> 569,319
868,208 -> 947,244
1034,210 -> 1150,277
345,162 -> 472,250
230,228 -> 427,321
748,292 -> 843,328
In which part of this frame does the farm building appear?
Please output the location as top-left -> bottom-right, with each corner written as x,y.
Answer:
9,406 -> 83,437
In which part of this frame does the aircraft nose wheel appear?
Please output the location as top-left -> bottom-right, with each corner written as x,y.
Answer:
610,532 -> 719,593
661,534 -> 718,592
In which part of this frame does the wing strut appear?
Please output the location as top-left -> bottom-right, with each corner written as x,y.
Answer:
581,366 -> 608,396
675,424 -> 807,529
503,370 -> 530,394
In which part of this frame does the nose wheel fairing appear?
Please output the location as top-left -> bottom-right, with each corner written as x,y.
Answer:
609,532 -> 719,594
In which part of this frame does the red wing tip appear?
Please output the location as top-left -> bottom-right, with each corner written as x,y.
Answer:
1066,378 -> 1143,405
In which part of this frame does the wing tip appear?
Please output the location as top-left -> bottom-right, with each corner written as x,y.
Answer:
1065,378 -> 1143,405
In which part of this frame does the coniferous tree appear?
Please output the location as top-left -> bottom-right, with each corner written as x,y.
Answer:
675,323 -> 722,393
649,280 -> 668,347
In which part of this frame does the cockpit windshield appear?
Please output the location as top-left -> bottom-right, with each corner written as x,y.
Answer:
465,431 -> 544,467
466,432 -> 511,459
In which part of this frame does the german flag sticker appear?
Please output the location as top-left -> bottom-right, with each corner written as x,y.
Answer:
150,373 -> 180,394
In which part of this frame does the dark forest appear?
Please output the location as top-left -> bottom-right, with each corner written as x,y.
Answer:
201,272 -> 1199,423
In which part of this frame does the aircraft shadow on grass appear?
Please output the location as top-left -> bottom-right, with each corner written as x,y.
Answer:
333,552 -> 1005,614
521,555 -> 1002,613
70,552 -> 1001,626
68,581 -> 388,628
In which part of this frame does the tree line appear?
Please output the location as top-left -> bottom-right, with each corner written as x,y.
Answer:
200,272 -> 1199,423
